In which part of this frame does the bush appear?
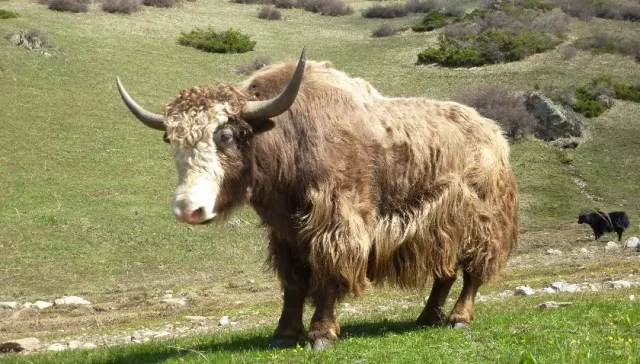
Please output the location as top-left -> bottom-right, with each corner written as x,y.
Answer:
48,0 -> 89,12
178,27 -> 256,53
362,4 -> 407,18
591,75 -> 640,102
454,85 -> 538,139
372,23 -> 399,37
417,28 -> 562,67
574,87 -> 606,118
595,2 -> 640,22
404,0 -> 440,13
443,3 -> 465,17
258,5 -> 281,19
142,0 -> 180,7
411,10 -> 451,31
274,0 -> 294,8
517,0 -> 553,11
297,0 -> 353,15
101,0 -> 141,13
575,31 -> 640,60
235,54 -> 271,75
549,0 -> 594,20
0,9 -> 19,18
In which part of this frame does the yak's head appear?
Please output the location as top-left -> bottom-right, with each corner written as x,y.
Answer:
116,50 -> 306,225
577,212 -> 588,224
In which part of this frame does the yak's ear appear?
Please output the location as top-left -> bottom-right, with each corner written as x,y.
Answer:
250,119 -> 276,135
163,132 -> 170,144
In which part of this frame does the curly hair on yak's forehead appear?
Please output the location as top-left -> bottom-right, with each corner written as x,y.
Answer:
163,84 -> 253,147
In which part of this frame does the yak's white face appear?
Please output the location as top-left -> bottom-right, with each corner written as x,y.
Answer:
167,104 -> 232,224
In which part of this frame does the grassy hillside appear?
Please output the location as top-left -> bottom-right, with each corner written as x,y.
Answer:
0,0 -> 639,360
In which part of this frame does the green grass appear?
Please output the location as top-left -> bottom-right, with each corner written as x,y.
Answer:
0,0 -> 640,358
0,8 -> 18,18
2,291 -> 639,363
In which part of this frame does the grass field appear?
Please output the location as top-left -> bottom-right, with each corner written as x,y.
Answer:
1,0 -> 640,361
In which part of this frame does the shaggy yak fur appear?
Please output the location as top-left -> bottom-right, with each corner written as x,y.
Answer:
128,58 -> 519,349
578,211 -> 630,242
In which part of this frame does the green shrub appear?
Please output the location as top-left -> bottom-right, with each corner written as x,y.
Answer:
362,4 -> 407,18
518,0 -> 553,11
591,75 -> 640,102
0,9 -> 19,18
417,28 -> 562,67
574,87 -> 606,118
411,10 -> 451,32
178,27 -> 256,54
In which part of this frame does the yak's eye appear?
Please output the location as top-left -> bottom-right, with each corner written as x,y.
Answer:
215,129 -> 234,147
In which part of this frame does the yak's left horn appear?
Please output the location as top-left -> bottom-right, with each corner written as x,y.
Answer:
116,77 -> 166,131
241,48 -> 306,121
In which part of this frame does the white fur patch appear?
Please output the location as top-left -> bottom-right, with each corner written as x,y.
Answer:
167,103 -> 231,223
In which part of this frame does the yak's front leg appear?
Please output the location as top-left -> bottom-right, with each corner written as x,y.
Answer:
271,286 -> 307,348
307,282 -> 341,350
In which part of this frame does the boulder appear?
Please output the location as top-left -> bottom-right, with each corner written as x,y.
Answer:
625,237 -> 639,249
525,91 -> 583,141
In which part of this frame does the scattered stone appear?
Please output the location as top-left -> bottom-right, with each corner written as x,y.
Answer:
47,343 -> 68,352
67,340 -> 83,349
23,302 -> 33,309
54,296 -> 91,306
538,301 -> 573,309
377,305 -> 391,311
162,297 -> 189,307
35,301 -> 53,310
0,338 -> 40,353
0,302 -> 18,310
163,293 -> 173,299
82,342 -> 97,349
153,331 -> 170,338
625,237 -> 640,249
543,287 -> 556,294
588,283 -> 601,292
579,248 -> 589,254
605,241 -> 620,252
610,280 -> 631,289
546,249 -> 562,256
550,282 -> 580,292
630,295 -> 635,301
514,286 -> 536,296
5,30 -> 52,55
219,316 -> 230,326
165,290 -> 173,294
497,290 -> 512,299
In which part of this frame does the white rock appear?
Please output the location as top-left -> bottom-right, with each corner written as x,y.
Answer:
610,280 -> 631,289
630,295 -> 635,301
54,296 -> 91,306
0,302 -> 18,309
162,293 -> 173,299
588,283 -> 601,292
605,241 -> 619,252
82,343 -> 97,349
67,340 -> 83,349
546,249 -> 562,256
625,237 -> 640,249
514,286 -> 536,296
219,316 -> 230,326
0,337 -> 40,353
538,301 -> 572,309
550,282 -> 580,292
543,287 -> 557,294
47,343 -> 68,352
35,301 -> 53,309
23,302 -> 33,309
162,297 -> 189,307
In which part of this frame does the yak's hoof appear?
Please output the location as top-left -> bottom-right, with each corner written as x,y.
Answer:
305,337 -> 335,351
452,322 -> 470,330
416,312 -> 446,327
269,337 -> 298,349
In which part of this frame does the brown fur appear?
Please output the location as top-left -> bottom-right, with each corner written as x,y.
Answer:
163,60 -> 519,301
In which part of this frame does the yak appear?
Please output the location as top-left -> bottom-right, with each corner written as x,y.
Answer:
578,210 -> 630,242
116,50 -> 519,350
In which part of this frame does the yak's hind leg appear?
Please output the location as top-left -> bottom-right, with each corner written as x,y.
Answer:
448,270 -> 482,329
416,275 -> 457,327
